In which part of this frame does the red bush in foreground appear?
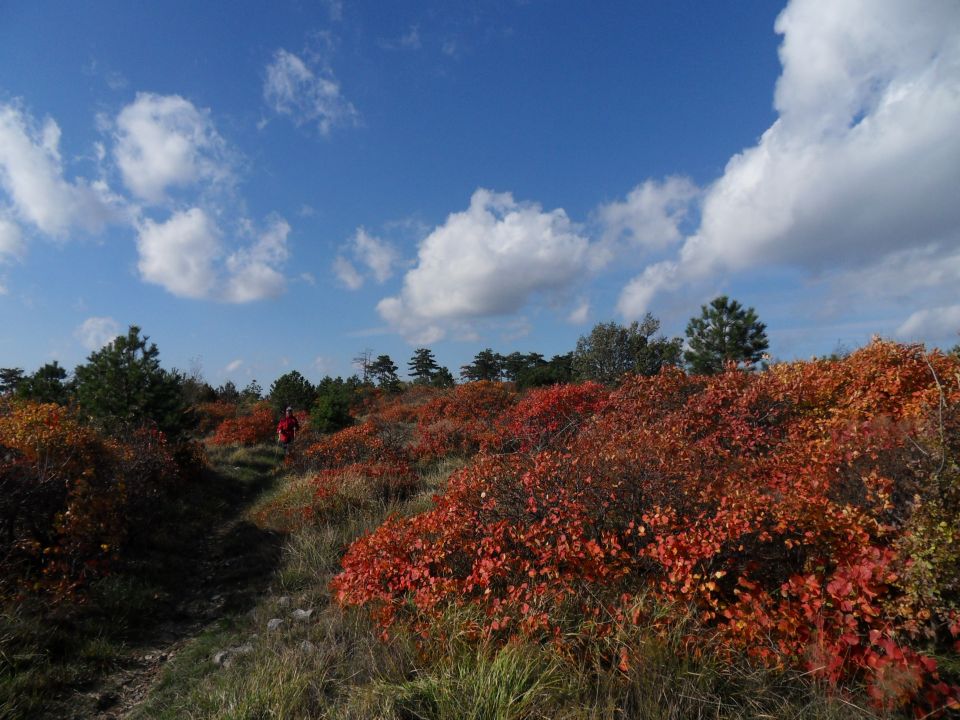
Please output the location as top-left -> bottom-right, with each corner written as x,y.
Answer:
332,342 -> 960,713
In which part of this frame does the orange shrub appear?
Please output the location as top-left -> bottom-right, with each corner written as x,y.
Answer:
194,400 -> 238,437
0,401 -> 195,599
498,382 -> 609,453
332,342 -> 960,713
209,401 -> 275,446
303,419 -> 416,501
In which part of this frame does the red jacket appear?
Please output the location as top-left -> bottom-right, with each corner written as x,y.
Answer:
277,415 -> 300,443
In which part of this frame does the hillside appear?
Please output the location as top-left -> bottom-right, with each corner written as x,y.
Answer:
1,340 -> 958,718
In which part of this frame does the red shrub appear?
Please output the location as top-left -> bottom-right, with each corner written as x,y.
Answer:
195,400 -> 238,437
209,401 -> 275,446
498,382 -> 609,453
413,381 -> 518,460
332,342 -> 960,713
304,419 -> 416,501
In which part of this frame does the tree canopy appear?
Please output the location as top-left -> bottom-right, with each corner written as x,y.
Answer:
369,354 -> 401,391
572,316 -> 682,385
461,348 -> 502,382
14,362 -> 72,404
269,371 -> 316,413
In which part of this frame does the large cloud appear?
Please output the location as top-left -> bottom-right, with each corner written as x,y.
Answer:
0,212 -> 24,261
898,305 -> 960,343
595,177 -> 698,259
618,0 -> 960,328
0,103 -> 117,237
378,189 -> 590,342
223,217 -> 290,302
263,49 -> 358,135
114,93 -> 232,203
136,209 -> 290,302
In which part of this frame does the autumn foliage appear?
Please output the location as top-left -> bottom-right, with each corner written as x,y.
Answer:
209,401 -> 277,446
0,401 -> 203,599
413,380 -> 518,460
330,342 -> 960,713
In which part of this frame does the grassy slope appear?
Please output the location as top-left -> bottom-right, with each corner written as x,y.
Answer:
132,451 -> 885,720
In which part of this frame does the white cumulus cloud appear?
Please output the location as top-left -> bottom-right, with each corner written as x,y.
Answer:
137,208 -> 221,299
114,93 -> 232,203
263,49 -> 358,135
75,316 -> 120,351
567,299 -> 591,325
333,255 -> 364,290
0,102 -> 118,237
136,209 -> 290,302
0,212 -> 25,261
378,189 -> 590,341
223,217 -> 290,302
225,359 -> 244,373
595,177 -> 698,260
618,0 -> 960,321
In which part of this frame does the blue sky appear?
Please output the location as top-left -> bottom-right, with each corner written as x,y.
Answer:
1,0 -> 958,388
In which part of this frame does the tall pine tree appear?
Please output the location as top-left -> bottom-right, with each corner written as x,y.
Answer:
684,296 -> 768,374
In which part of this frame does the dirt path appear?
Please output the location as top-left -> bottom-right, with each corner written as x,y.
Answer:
92,520 -> 283,719
41,454 -> 287,720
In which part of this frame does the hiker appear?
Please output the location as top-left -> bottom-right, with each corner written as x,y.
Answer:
277,406 -> 300,455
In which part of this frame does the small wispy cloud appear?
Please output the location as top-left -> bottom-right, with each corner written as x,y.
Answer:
334,227 -> 400,290
75,316 -> 120,351
263,49 -> 358,136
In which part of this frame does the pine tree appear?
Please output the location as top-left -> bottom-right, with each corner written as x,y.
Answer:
684,296 -> 769,375
0,368 -> 24,396
572,315 -> 682,385
369,354 -> 401,391
431,366 -> 456,388
460,348 -> 503,382
74,326 -> 192,436
16,361 -> 72,404
408,348 -> 440,385
269,371 -> 316,412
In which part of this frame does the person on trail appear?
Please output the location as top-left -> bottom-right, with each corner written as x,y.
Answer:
277,406 -> 300,455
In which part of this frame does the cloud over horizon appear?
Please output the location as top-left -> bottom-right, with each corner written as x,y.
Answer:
136,208 -> 291,303
114,92 -> 234,204
75,316 -> 121,351
616,0 -> 960,331
334,227 -> 400,290
378,189 -> 591,343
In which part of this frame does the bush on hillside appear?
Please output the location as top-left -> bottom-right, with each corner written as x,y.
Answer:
0,400 -> 199,599
413,381 -> 518,460
332,341 -> 960,713
209,402 -> 276,446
